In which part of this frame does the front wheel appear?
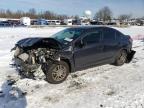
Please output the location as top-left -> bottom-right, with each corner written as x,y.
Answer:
44,61 -> 69,84
114,50 -> 127,66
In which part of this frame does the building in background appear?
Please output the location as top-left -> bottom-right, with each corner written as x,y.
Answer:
20,17 -> 31,26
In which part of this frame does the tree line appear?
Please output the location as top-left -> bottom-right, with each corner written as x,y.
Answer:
0,7 -> 143,22
0,8 -> 69,20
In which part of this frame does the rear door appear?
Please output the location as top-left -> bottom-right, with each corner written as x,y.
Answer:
101,27 -> 119,60
74,29 -> 104,69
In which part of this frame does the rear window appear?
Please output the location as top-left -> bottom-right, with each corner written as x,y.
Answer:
115,31 -> 124,40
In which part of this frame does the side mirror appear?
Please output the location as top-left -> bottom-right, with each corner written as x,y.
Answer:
75,40 -> 84,48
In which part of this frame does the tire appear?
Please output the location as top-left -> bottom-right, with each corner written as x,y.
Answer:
44,61 -> 69,84
114,50 -> 127,66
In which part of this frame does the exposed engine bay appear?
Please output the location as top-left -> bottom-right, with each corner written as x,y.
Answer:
12,37 -> 62,79
13,46 -> 61,79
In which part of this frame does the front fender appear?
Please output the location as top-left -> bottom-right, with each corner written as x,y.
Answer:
60,56 -> 75,72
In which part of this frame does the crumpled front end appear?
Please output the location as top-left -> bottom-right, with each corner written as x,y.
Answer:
11,37 -> 62,78
12,45 -> 60,78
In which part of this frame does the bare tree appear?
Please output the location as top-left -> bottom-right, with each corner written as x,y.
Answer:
5,9 -> 12,18
118,14 -> 132,22
29,8 -> 36,15
0,9 -> 6,18
28,8 -> 37,19
13,10 -> 22,18
57,14 -> 68,20
94,6 -> 113,22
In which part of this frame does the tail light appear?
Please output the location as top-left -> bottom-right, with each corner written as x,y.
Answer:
128,36 -> 133,43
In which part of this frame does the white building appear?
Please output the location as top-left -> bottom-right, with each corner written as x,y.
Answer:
0,18 -> 8,22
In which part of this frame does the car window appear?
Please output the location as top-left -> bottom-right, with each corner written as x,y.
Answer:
115,31 -> 123,40
51,28 -> 84,46
83,31 -> 101,45
103,28 -> 116,41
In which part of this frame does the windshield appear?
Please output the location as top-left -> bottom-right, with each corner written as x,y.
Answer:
51,28 -> 83,45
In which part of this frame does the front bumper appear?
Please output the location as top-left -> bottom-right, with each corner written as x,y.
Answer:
13,57 -> 40,72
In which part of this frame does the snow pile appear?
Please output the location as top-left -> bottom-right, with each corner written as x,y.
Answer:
0,26 -> 144,108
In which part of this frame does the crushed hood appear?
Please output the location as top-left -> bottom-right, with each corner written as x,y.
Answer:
16,37 -> 62,49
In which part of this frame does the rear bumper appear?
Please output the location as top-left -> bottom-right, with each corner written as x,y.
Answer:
126,50 -> 136,63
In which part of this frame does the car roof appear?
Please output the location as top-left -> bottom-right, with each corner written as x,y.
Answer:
69,26 -> 113,30
68,26 -> 125,35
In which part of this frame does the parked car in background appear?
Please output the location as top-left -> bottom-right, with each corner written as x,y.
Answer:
0,21 -> 12,27
90,21 -> 104,25
12,26 -> 135,84
107,22 -> 117,25
36,19 -> 48,25
64,19 -> 73,25
48,20 -> 61,25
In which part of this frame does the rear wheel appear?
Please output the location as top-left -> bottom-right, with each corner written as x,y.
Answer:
44,61 -> 69,84
114,50 -> 127,66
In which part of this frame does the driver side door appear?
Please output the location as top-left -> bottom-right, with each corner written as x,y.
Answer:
73,30 -> 104,70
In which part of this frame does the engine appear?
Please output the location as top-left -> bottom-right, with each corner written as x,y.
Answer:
13,46 -> 60,74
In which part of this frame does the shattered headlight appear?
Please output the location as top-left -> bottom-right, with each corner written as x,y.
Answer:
18,53 -> 29,62
14,47 -> 20,57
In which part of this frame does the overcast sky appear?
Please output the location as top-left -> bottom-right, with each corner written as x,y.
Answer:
0,0 -> 144,17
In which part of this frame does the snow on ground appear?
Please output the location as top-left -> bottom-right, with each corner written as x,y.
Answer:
0,26 -> 144,108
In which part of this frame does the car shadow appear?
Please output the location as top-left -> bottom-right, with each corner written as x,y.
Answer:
0,80 -> 27,108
